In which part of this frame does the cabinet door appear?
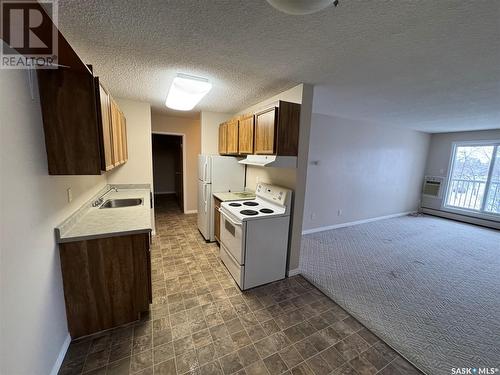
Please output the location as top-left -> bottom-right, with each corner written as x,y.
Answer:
214,198 -> 221,242
120,113 -> 128,163
97,82 -> 114,171
254,107 -> 277,154
238,114 -> 254,155
110,99 -> 122,166
37,67 -> 102,175
218,123 -> 228,155
226,119 -> 239,154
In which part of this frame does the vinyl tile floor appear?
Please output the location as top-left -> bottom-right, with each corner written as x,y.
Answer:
59,196 -> 423,375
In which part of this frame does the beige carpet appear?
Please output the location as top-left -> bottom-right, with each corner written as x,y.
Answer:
300,215 -> 500,375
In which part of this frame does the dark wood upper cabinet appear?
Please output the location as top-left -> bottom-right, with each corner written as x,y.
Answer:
254,101 -> 300,156
33,18 -> 127,175
37,66 -> 102,175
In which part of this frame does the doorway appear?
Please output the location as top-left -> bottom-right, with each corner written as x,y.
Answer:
152,133 -> 185,211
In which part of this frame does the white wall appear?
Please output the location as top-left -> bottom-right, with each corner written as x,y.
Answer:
201,111 -> 232,154
302,113 -> 430,232
422,129 -> 500,215
0,70 -> 108,374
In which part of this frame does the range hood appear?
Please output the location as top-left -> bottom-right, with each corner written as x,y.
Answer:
238,155 -> 297,168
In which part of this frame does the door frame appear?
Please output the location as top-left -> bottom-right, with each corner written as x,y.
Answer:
152,131 -> 188,213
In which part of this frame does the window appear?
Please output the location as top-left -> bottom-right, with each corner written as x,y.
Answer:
445,142 -> 500,216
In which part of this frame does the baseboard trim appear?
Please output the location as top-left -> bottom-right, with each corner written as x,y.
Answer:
302,211 -> 415,235
49,333 -> 71,375
288,268 -> 301,277
421,208 -> 500,230
184,209 -> 197,214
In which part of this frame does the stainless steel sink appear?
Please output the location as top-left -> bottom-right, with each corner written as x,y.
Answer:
99,198 -> 143,209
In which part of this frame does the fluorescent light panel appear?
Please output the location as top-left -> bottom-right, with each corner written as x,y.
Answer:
165,73 -> 212,111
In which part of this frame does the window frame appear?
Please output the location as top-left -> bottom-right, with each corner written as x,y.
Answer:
443,140 -> 500,220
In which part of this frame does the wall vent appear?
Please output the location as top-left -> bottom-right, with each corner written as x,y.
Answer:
422,176 -> 444,198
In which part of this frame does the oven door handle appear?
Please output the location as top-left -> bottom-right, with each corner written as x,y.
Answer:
219,209 -> 242,226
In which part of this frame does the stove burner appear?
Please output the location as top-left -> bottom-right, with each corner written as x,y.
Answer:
260,208 -> 274,214
240,209 -> 258,216
243,201 -> 259,206
229,203 -> 242,207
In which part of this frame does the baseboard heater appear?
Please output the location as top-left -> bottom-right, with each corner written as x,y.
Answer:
421,208 -> 500,230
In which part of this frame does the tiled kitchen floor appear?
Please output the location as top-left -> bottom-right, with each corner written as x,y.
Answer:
59,196 -> 423,375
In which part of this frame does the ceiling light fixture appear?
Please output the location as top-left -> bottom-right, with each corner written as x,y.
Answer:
165,73 -> 212,111
266,0 -> 338,15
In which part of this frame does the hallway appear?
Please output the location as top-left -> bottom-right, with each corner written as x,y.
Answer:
59,197 -> 421,375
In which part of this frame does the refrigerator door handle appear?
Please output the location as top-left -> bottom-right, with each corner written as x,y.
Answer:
203,161 -> 208,182
204,184 -> 208,213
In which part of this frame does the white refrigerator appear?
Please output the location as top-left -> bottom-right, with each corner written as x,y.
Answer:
197,155 -> 245,241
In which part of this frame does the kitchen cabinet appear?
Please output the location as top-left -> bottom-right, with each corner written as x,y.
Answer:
37,66 -> 103,175
254,107 -> 276,154
219,122 -> 228,155
255,101 -> 300,156
59,232 -> 151,338
36,25 -> 127,174
110,98 -> 128,166
226,118 -> 239,154
217,101 -> 300,158
214,197 -> 222,243
238,114 -> 254,154
96,80 -> 114,171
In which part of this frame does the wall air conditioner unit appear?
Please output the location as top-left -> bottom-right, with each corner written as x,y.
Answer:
422,176 -> 444,198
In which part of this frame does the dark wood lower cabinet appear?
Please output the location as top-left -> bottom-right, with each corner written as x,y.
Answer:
59,232 -> 151,338
214,197 -> 222,243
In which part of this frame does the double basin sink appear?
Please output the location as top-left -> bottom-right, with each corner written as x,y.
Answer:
99,198 -> 143,209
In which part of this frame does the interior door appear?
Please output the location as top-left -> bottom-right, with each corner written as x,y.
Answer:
175,139 -> 184,211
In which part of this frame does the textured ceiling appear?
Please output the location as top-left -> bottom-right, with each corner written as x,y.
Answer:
57,0 -> 500,132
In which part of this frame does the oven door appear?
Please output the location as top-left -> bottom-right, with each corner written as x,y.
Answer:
219,209 -> 245,265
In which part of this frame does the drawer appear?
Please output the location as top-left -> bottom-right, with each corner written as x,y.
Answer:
220,210 -> 245,264
220,243 -> 244,289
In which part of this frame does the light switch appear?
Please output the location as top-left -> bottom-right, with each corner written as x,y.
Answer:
67,188 -> 72,203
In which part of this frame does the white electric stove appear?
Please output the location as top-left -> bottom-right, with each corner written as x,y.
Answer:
218,183 -> 293,290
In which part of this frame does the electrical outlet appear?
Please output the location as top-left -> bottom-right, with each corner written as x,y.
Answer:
67,188 -> 72,203
310,212 -> 316,220
337,209 -> 342,216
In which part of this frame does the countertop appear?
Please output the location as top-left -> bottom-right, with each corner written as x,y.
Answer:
213,191 -> 255,202
56,185 -> 152,243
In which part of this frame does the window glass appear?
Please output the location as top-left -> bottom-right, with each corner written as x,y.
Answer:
485,148 -> 500,214
446,145 -> 494,212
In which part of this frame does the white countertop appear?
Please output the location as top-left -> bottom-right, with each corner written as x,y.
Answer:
212,191 -> 256,202
56,186 -> 152,243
